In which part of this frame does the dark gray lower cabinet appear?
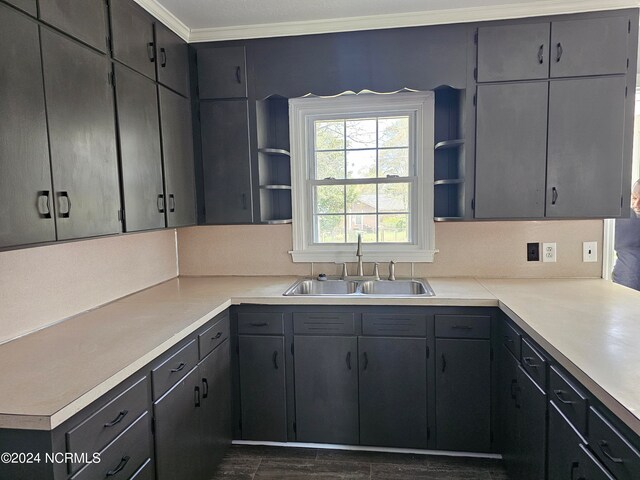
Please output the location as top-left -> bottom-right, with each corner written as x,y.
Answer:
359,337 -> 428,448
499,344 -> 520,472
435,339 -> 491,452
238,335 -> 287,441
516,366 -> 547,480
294,335 -> 359,444
548,401 -> 585,479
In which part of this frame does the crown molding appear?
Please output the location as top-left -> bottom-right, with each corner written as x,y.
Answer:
133,0 -> 191,41
187,0 -> 638,43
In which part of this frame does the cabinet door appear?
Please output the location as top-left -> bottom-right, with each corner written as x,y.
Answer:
201,100 -> 253,224
0,6 -> 56,248
477,23 -> 550,82
238,336 -> 287,441
39,0 -> 107,52
499,345 -> 520,476
294,335 -> 359,444
153,367 -> 201,480
199,340 -> 232,478
41,30 -> 120,240
475,82 -> 548,218
359,337 -> 428,448
197,46 -> 248,99
517,366 -> 547,480
548,402 -> 584,480
435,339 -> 491,452
550,16 -> 629,78
4,0 -> 37,16
159,87 -> 196,227
114,64 -> 164,232
110,0 -> 156,79
156,23 -> 189,97
546,77 -> 626,218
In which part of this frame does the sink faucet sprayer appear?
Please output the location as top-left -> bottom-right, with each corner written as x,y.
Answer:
356,233 -> 364,276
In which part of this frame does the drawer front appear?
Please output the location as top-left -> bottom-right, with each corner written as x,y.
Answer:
71,412 -> 152,480
66,377 -> 148,474
435,315 -> 490,339
589,407 -> 640,480
549,366 -> 588,436
129,458 -> 153,480
238,312 -> 284,335
577,443 -> 616,480
521,338 -> 547,389
362,314 -> 427,337
502,321 -> 521,359
199,313 -> 230,359
293,312 -> 355,335
151,339 -> 198,400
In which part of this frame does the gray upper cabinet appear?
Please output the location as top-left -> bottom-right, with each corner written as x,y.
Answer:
546,77 -> 626,218
197,46 -> 248,99
110,0 -> 156,79
159,87 -> 197,227
155,23 -> 189,97
475,82 -> 548,218
477,23 -> 550,82
550,16 -> 629,78
41,29 -> 120,240
39,0 -> 107,52
0,6 -> 56,248
114,64 -> 165,232
4,0 -> 37,16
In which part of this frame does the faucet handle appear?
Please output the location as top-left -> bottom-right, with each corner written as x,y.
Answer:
388,260 -> 396,281
373,263 -> 380,280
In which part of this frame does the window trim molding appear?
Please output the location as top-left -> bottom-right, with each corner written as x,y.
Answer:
288,91 -> 436,263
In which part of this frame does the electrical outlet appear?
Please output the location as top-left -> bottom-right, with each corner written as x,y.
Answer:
542,242 -> 557,262
583,241 -> 597,262
527,242 -> 540,262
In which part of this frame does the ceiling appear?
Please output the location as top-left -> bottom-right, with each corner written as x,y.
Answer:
136,0 -> 639,42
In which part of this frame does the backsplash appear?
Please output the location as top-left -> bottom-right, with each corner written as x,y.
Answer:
0,230 -> 178,344
177,221 -> 604,279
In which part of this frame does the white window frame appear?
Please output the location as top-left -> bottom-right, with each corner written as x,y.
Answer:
288,91 -> 436,263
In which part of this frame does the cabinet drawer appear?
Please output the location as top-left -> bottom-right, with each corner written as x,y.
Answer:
502,321 -> 521,359
435,315 -> 490,339
151,339 -> 198,400
589,407 -> 640,480
238,312 -> 284,335
549,366 -> 588,436
521,338 -> 547,389
293,312 -> 355,335
362,314 -> 427,337
199,313 -> 230,359
66,377 -> 148,474
577,443 -> 615,480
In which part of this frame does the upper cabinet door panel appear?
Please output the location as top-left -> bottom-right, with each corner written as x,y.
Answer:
110,0 -> 156,79
477,23 -> 550,82
39,0 -> 107,52
4,0 -> 37,16
197,46 -> 248,99
0,6 -> 56,248
41,30 -> 120,240
550,16 -> 629,77
546,77 -> 626,218
156,23 -> 189,97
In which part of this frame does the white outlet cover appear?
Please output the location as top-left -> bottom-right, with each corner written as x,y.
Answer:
542,242 -> 557,263
583,241 -> 598,262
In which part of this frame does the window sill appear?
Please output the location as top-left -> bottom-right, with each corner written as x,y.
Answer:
289,249 -> 437,263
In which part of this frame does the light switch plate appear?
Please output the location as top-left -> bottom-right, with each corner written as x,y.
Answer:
583,241 -> 597,262
542,242 -> 557,262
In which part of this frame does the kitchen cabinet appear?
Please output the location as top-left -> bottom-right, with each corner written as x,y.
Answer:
159,86 -> 197,227
589,407 -> 640,480
39,0 -> 107,52
548,401 -> 586,480
516,366 -> 547,480
41,29 -> 120,241
576,444 -> 616,480
197,46 -> 248,99
155,23 -> 190,97
4,0 -> 36,16
114,64 -> 165,232
0,5 -> 56,248
110,0 -> 156,79
200,99 -> 253,224
499,344 -> 520,472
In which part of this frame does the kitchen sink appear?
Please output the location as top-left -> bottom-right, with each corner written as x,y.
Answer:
283,277 -> 435,297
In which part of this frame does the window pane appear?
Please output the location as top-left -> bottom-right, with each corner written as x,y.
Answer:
347,149 -> 376,179
315,215 -> 345,243
315,185 -> 344,213
378,214 -> 409,243
379,183 -> 409,212
315,120 -> 344,150
346,184 -> 376,213
379,117 -> 409,148
346,215 -> 377,243
346,118 -> 376,149
316,151 -> 345,179
379,148 -> 409,177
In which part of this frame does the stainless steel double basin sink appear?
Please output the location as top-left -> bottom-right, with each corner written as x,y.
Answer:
283,277 -> 435,297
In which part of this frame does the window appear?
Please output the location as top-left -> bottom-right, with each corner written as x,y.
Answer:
289,92 -> 436,262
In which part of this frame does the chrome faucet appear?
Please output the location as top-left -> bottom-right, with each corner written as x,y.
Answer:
340,262 -> 349,280
388,260 -> 396,281
356,233 -> 364,276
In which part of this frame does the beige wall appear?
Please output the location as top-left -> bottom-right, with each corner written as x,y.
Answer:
0,230 -> 178,344
178,221 -> 604,279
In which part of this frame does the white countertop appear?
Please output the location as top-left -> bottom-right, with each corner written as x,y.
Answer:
0,276 -> 639,436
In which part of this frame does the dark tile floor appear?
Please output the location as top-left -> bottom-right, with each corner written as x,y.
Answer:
211,445 -> 509,480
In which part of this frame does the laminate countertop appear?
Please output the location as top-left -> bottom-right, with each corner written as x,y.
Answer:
0,276 -> 638,437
